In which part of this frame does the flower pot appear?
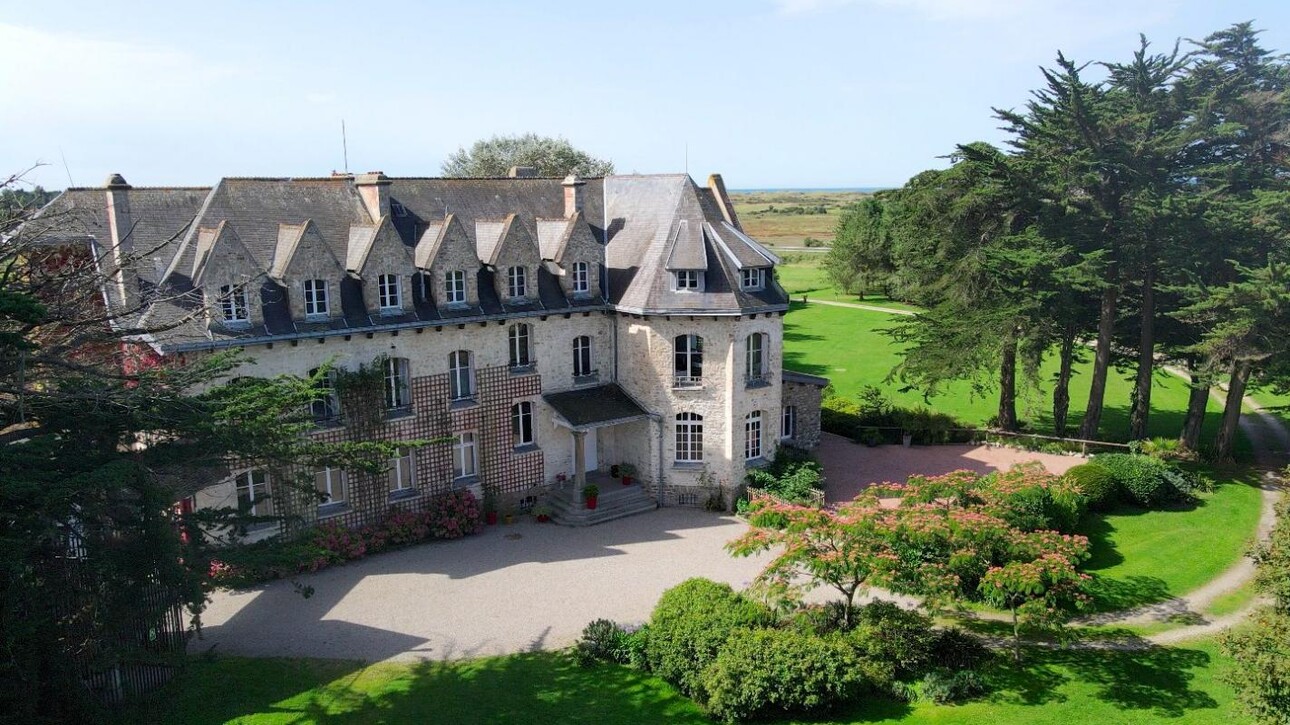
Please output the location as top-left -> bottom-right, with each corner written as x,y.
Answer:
622,475 -> 634,486
485,510 -> 498,525
536,514 -> 551,523
902,434 -> 913,448
585,496 -> 598,510
504,514 -> 514,525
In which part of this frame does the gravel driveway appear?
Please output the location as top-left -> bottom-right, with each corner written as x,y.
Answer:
199,508 -> 771,663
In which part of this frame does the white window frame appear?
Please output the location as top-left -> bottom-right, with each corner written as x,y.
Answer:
377,273 -> 402,313
219,284 -> 249,324
449,350 -> 475,400
745,411 -> 763,461
512,401 -> 534,447
452,432 -> 478,479
675,412 -> 704,463
309,367 -> 340,423
673,334 -> 703,387
389,447 -> 415,494
573,336 -> 593,378
782,405 -> 797,440
572,261 -> 589,294
507,265 -> 527,299
235,469 -> 271,516
315,467 -> 347,507
675,270 -> 700,291
741,268 -> 766,291
384,357 -> 411,411
445,270 -> 466,305
303,279 -> 329,319
509,323 -> 532,368
746,333 -> 767,383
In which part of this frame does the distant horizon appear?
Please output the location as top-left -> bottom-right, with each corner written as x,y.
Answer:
729,186 -> 889,193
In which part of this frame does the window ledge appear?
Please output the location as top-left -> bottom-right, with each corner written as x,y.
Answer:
672,378 -> 703,390
385,408 -> 414,421
573,373 -> 600,386
304,314 -> 331,323
445,301 -> 469,309
313,417 -> 343,429
379,308 -> 404,317
449,397 -> 479,411
672,461 -> 705,470
513,443 -> 540,455
509,363 -> 537,376
745,377 -> 772,390
387,488 -> 419,502
451,475 -> 480,489
745,457 -> 771,469
317,502 -> 350,519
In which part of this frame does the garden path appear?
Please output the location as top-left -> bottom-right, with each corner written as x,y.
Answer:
800,298 -> 916,316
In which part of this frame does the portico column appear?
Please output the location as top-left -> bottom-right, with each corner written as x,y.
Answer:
573,430 -> 587,489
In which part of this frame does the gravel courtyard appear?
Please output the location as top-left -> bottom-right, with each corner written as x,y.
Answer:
199,438 -> 1082,664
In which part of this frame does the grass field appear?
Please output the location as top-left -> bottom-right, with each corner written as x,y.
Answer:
123,638 -> 1245,724
775,253 -> 921,308
730,190 -> 869,247
1076,469 -> 1265,611
784,301 -> 1238,447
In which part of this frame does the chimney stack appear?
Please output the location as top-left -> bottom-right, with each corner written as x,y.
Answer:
562,175 -> 585,218
104,173 -> 134,305
354,171 -> 391,221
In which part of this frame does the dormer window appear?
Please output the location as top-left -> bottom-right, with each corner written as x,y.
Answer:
675,270 -> 700,291
741,268 -> 766,291
507,266 -> 527,299
377,273 -> 402,314
219,284 -> 249,324
572,261 -> 589,295
445,270 -> 466,305
303,279 -> 329,319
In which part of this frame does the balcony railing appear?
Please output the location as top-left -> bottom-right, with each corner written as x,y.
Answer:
745,372 -> 771,388
673,375 -> 703,389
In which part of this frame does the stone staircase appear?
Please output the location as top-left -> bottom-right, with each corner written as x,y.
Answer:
547,479 -> 657,527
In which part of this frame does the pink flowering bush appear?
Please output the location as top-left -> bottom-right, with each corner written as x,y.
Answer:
426,489 -> 483,539
311,521 -> 367,562
381,509 -> 431,546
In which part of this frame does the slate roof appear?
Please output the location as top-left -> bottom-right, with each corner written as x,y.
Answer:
543,383 -> 651,429
783,370 -> 830,387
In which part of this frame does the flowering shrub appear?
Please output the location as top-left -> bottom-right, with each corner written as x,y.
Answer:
382,510 -> 430,546
427,489 -> 483,539
311,521 -> 368,563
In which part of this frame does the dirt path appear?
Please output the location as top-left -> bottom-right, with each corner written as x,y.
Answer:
802,298 -> 916,316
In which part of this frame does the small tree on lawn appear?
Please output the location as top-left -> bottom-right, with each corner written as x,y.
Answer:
979,539 -> 1092,661
727,495 -> 889,628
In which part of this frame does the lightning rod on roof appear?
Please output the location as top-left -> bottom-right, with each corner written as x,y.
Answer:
341,119 -> 349,174
59,147 -> 74,187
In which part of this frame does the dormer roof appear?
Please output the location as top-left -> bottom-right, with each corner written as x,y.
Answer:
345,215 -> 409,277
269,219 -> 341,282
707,221 -> 779,269
664,219 -> 707,271
191,220 -> 257,286
485,213 -> 539,268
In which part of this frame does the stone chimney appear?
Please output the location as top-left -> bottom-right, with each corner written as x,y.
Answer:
563,175 -> 585,218
355,171 -> 391,221
707,173 -> 741,228
104,173 -> 134,305
508,166 -> 538,178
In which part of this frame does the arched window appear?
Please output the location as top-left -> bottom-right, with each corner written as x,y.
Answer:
573,336 -> 593,378
507,266 -> 527,298
384,357 -> 411,411
512,401 -> 534,447
675,412 -> 704,462
303,279 -> 329,318
509,323 -> 532,368
218,284 -> 249,324
745,333 -> 767,384
673,334 -> 704,387
745,411 -> 763,460
449,350 -> 474,400
309,367 -> 339,423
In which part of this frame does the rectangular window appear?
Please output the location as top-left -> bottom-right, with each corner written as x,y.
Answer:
745,411 -> 763,460
507,266 -> 527,299
675,413 -> 704,462
445,270 -> 466,305
573,336 -> 593,378
377,273 -> 401,313
235,469 -> 271,516
219,284 -> 249,323
449,351 -> 474,400
572,261 -> 589,294
389,448 -> 415,493
315,468 -> 347,507
384,357 -> 411,411
782,405 -> 797,439
674,334 -> 703,387
746,333 -> 766,382
513,402 -> 534,447
310,367 -> 339,423
453,432 -> 478,479
675,270 -> 699,291
741,268 -> 765,290
303,279 -> 329,318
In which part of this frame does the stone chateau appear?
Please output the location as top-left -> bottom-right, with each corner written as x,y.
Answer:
39,168 -> 826,532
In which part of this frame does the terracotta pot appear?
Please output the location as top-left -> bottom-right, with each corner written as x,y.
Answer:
622,475 -> 634,486
585,496 -> 598,510
536,514 -> 550,523
485,511 -> 498,525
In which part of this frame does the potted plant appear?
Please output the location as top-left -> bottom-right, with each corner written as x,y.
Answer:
619,463 -> 637,485
503,509 -> 515,525
533,504 -> 552,523
902,430 -> 913,447
583,484 -> 600,510
483,485 -> 499,525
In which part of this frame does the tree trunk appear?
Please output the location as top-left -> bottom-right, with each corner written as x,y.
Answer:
1129,267 -> 1156,440
1053,322 -> 1076,437
1079,283 -> 1119,440
1178,362 -> 1210,451
997,333 -> 1019,432
1214,359 -> 1252,461
1011,607 -> 1022,663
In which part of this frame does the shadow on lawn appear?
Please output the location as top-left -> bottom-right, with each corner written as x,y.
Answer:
1040,644 -> 1219,717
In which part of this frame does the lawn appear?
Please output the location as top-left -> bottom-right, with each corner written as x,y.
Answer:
784,301 -> 1238,447
1076,469 -> 1265,611
774,254 -> 921,308
123,639 -> 1246,724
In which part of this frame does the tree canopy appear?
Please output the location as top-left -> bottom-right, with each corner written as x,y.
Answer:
441,133 -> 614,177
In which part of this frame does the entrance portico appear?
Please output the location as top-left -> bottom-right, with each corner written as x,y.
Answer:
543,383 -> 653,489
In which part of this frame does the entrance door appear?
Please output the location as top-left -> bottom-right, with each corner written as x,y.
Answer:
572,429 -> 599,473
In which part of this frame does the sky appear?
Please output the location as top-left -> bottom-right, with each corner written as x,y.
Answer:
4,0 -> 1290,191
